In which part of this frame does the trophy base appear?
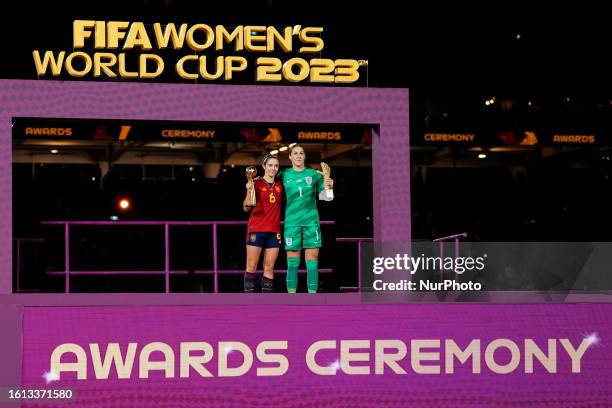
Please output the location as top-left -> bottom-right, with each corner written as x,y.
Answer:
245,204 -> 256,208
319,189 -> 334,201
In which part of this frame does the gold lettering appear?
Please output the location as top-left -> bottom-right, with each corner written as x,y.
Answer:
244,26 -> 267,52
93,53 -> 117,77
73,20 -> 95,48
553,134 -> 595,144
161,129 -> 216,138
32,51 -> 65,77
256,57 -> 282,82
176,55 -> 198,80
224,56 -> 247,80
25,127 -> 72,136
124,22 -> 153,50
334,59 -> 360,84
215,25 -> 244,51
299,27 -> 324,53
153,23 -> 188,49
139,54 -> 164,78
267,26 -> 292,52
186,24 -> 214,51
65,52 -> 92,77
199,56 -> 224,80
107,22 -> 130,49
297,131 -> 342,140
282,58 -> 309,82
424,133 -> 475,142
310,59 -> 334,83
118,53 -> 138,78
95,21 -> 106,48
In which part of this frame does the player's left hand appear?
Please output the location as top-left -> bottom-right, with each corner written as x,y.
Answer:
317,171 -> 333,189
325,177 -> 334,189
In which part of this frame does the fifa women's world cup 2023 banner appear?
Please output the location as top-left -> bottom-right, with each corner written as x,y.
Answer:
32,21 -> 367,83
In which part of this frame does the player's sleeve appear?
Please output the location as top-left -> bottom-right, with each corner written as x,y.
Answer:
315,170 -> 324,194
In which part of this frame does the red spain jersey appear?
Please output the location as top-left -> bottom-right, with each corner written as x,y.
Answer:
247,179 -> 283,234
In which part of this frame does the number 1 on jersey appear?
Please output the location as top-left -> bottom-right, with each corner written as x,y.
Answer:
299,186 -> 302,197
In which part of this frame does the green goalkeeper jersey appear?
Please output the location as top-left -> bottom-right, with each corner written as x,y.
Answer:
281,167 -> 324,227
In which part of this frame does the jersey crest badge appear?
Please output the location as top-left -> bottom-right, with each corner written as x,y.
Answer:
286,237 -> 292,246
305,176 -> 312,185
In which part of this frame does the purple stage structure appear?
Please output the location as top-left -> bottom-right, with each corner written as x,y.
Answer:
2,81 -> 612,407
1,80 -> 411,296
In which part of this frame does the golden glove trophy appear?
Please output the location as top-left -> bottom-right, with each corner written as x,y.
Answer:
245,166 -> 257,207
320,162 -> 334,200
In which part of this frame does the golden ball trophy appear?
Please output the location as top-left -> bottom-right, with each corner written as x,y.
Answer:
245,166 -> 257,207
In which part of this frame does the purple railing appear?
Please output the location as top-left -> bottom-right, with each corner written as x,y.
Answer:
432,232 -> 468,281
18,227 -> 468,294
41,220 -> 334,293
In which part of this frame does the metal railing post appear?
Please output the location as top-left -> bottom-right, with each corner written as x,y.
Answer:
165,223 -> 170,293
439,241 -> 444,282
213,223 -> 218,293
454,237 -> 460,281
357,240 -> 363,290
65,224 -> 70,293
432,233 -> 468,281
15,240 -> 21,293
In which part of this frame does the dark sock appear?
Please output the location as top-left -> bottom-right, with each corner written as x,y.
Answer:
261,276 -> 274,293
244,272 -> 256,293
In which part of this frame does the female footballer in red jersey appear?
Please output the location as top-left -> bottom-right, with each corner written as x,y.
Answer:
243,154 -> 283,292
